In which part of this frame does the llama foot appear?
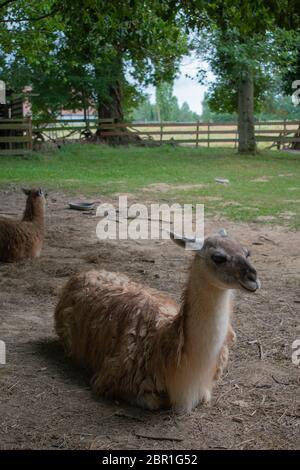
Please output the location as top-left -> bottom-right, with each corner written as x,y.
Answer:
214,345 -> 229,383
200,388 -> 212,405
172,388 -> 212,414
136,392 -> 166,411
172,403 -> 193,415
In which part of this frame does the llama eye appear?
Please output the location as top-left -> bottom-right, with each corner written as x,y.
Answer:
211,253 -> 227,264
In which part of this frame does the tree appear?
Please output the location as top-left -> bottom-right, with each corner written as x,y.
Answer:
281,47 -> 300,148
130,95 -> 157,122
59,0 -> 188,122
179,0 -> 300,153
155,82 -> 179,121
155,82 -> 200,121
198,29 -> 281,152
282,47 -> 300,102
258,92 -> 300,121
202,87 -> 300,122
0,1 -> 188,123
178,101 -> 199,122
131,83 -> 200,122
201,92 -> 236,122
0,0 -> 70,118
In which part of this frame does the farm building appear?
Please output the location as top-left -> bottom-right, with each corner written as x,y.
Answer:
0,84 -> 32,155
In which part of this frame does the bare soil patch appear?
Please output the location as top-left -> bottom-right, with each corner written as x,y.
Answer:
251,176 -> 273,183
0,187 -> 299,450
143,183 -> 207,193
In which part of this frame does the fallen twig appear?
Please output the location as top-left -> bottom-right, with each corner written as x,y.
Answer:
248,340 -> 264,360
135,432 -> 183,442
114,411 -> 145,422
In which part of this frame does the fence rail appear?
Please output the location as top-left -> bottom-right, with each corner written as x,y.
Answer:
31,119 -> 300,149
1,118 -> 300,154
95,120 -> 300,148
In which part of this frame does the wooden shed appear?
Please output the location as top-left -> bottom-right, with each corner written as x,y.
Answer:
0,85 -> 32,156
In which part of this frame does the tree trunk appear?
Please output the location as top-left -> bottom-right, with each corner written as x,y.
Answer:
238,72 -> 256,154
97,80 -> 124,123
95,77 -> 141,145
94,58 -> 141,145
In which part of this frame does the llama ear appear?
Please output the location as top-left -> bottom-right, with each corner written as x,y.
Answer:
169,231 -> 187,248
22,188 -> 30,196
217,228 -> 228,238
169,231 -> 204,250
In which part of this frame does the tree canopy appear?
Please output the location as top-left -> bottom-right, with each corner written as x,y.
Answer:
0,0 -> 188,119
1,0 -> 300,151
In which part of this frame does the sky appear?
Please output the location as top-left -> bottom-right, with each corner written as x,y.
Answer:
146,55 -> 214,115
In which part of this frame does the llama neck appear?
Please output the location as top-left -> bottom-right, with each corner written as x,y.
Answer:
162,257 -> 233,412
178,258 -> 232,367
22,199 -> 45,230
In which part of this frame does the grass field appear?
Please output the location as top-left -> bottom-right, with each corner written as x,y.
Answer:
0,144 -> 299,228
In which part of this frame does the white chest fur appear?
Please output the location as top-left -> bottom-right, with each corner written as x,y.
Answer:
166,284 -> 232,413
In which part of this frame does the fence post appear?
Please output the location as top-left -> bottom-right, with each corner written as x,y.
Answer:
160,122 -> 163,145
207,122 -> 210,148
27,117 -> 33,151
196,121 -> 199,148
283,119 -> 287,149
234,123 -> 238,149
97,119 -> 101,139
9,125 -> 12,151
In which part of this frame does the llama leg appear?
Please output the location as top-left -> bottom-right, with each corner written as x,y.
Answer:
91,368 -> 166,411
214,324 -> 236,383
55,308 -> 74,356
214,344 -> 229,383
228,324 -> 237,346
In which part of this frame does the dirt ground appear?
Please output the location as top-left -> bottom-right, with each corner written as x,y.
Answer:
0,186 -> 299,450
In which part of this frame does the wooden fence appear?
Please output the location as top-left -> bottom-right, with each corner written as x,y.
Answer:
1,118 -> 300,155
96,120 -> 300,148
0,118 -> 32,156
32,118 -> 300,149
32,118 -> 113,145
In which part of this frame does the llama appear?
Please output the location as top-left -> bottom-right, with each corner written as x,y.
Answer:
54,231 -> 260,413
0,188 -> 46,262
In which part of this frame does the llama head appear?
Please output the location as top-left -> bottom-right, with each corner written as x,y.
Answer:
22,188 -> 47,217
170,229 -> 261,292
22,188 -> 46,199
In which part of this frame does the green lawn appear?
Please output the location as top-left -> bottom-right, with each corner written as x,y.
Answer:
0,145 -> 299,228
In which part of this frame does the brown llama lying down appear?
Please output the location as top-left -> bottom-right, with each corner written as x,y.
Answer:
55,231 -> 261,413
0,188 -> 46,262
